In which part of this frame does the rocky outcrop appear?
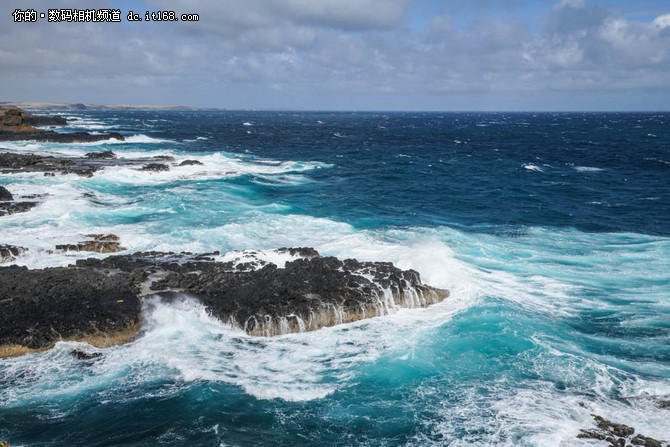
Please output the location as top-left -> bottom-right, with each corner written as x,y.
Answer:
55,234 -> 125,254
578,414 -> 665,447
0,245 -> 27,263
0,185 -> 38,216
0,185 -> 12,201
0,152 -> 197,178
178,159 -> 203,166
0,130 -> 124,143
0,201 -> 38,216
0,249 -> 449,357
0,107 -> 123,143
24,114 -> 68,127
0,107 -> 35,131
85,150 -> 116,159
0,265 -> 141,358
140,163 -> 170,172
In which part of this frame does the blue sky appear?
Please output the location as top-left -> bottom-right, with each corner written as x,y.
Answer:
1,0 -> 669,110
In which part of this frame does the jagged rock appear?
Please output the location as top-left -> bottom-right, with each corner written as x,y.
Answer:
85,150 -> 116,159
0,182 -> 39,216
140,163 -> 170,172
0,245 -> 27,263
71,350 -> 103,360
0,201 -> 37,216
0,185 -> 12,201
656,400 -> 670,409
577,414 -> 664,447
1,248 -> 449,357
178,159 -> 203,166
80,248 -> 449,336
152,155 -> 175,161
84,234 -> 119,241
56,234 -> 124,253
1,152 -> 179,177
631,434 -> 662,447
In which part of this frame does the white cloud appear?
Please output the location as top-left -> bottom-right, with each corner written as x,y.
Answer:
0,0 -> 668,109
652,14 -> 670,29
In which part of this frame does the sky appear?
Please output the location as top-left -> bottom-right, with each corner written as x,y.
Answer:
0,0 -> 668,111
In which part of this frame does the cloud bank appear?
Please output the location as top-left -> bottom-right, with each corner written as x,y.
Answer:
0,0 -> 668,110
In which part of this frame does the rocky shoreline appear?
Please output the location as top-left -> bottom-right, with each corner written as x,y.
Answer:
0,106 -> 123,143
0,248 -> 449,357
0,109 -> 453,356
0,151 -> 180,178
578,413 -> 667,447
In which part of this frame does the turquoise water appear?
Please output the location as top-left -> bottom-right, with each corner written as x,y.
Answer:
0,112 -> 669,446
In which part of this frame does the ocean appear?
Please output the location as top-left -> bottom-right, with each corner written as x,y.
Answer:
0,111 -> 668,446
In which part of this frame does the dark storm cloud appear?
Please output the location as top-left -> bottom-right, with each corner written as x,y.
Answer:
0,0 -> 668,109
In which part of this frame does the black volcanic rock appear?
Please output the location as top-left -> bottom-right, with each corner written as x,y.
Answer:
24,114 -> 68,127
0,185 -> 12,201
85,150 -> 117,159
178,159 -> 203,166
140,163 -> 170,172
0,151 -> 185,178
1,249 -> 449,356
0,130 -> 124,143
80,249 -> 449,336
0,200 -> 37,216
577,414 -> 664,447
0,244 -> 27,263
0,266 -> 141,354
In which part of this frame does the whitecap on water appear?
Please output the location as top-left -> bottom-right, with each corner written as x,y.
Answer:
574,166 -> 604,172
522,163 -> 543,172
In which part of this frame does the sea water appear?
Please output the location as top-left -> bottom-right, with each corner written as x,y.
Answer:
0,111 -> 668,446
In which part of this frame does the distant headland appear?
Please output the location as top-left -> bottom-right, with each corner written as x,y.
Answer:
0,101 -> 203,111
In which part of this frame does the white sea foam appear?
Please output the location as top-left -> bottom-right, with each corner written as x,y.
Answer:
214,248 -> 308,269
523,163 -> 543,172
2,130 -> 669,443
574,166 -> 604,172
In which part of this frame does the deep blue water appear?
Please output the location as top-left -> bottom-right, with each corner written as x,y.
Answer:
0,111 -> 668,446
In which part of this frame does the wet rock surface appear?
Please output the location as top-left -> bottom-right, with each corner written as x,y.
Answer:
0,185 -> 11,201
0,245 -> 27,263
85,150 -> 116,159
55,234 -> 125,254
0,151 -> 200,177
578,414 -> 666,447
140,163 -> 170,172
0,185 -> 38,216
0,248 -> 449,356
178,159 -> 203,166
0,130 -> 124,143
